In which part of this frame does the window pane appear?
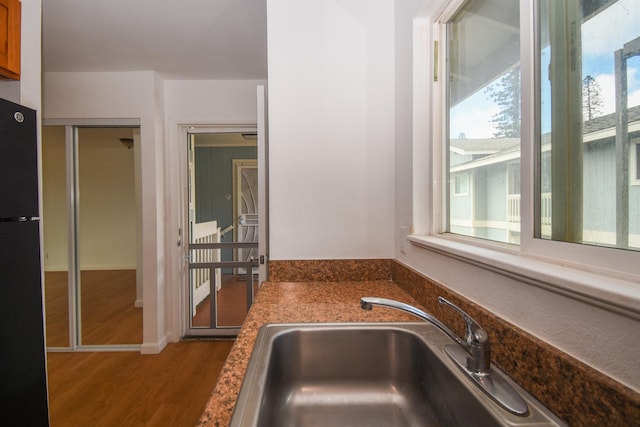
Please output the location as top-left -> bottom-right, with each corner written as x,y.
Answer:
635,141 -> 640,182
447,0 -> 521,244
539,0 -> 640,251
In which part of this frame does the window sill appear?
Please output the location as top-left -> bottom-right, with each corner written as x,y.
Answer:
408,234 -> 640,321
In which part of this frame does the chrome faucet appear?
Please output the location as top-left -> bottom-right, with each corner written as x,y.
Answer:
361,296 -> 490,374
360,296 -> 529,416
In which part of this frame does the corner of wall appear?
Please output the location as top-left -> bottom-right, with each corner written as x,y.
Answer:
140,335 -> 168,355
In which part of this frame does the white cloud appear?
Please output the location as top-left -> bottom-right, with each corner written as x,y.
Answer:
592,67 -> 640,115
593,73 -> 617,115
628,66 -> 640,108
450,88 -> 501,139
629,88 -> 640,108
450,104 -> 499,139
582,0 -> 639,57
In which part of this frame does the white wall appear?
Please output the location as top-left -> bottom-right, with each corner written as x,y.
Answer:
267,0 -> 396,260
0,81 -> 20,104
43,70 -> 166,353
163,78 -> 266,340
393,0 -> 430,253
164,80 -> 265,124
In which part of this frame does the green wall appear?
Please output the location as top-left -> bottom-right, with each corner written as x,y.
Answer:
195,145 -> 257,237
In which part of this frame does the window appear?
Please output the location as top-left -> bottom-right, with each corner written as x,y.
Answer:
446,0 -> 521,244
634,140 -> 640,185
507,162 -> 521,238
539,0 -> 640,251
453,173 -> 469,196
443,0 -> 640,253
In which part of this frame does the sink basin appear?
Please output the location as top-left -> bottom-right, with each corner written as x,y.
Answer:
230,323 -> 566,427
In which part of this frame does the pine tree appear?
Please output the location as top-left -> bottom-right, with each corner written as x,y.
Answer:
582,75 -> 603,121
485,67 -> 521,138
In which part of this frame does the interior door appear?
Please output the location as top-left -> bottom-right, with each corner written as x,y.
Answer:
186,129 -> 259,336
42,124 -> 142,350
257,85 -> 269,283
185,86 -> 268,336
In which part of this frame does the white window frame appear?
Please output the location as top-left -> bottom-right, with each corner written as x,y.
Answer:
631,138 -> 640,186
409,0 -> 640,320
453,173 -> 470,196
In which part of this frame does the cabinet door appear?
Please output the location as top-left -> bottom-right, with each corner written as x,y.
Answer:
0,0 -> 21,80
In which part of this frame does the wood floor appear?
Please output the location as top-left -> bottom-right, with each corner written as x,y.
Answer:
45,270 -> 256,345
44,269 -> 239,426
47,340 -> 234,426
192,273 -> 259,328
44,270 -> 143,347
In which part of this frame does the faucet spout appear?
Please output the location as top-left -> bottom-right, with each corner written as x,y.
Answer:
360,296 -> 529,416
360,297 -> 468,350
361,297 -> 491,373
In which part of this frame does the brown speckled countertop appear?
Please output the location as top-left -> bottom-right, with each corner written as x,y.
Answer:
196,261 -> 640,426
196,280 -> 420,427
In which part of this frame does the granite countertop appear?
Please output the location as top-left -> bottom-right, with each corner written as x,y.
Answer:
196,280 -> 421,427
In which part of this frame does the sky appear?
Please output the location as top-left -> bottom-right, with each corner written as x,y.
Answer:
450,0 -> 640,139
580,0 -> 640,114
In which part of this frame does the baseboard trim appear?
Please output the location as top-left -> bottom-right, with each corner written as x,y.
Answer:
140,335 -> 168,355
44,266 -> 137,272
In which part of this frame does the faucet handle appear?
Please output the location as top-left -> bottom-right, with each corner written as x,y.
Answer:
437,296 -> 489,346
438,296 -> 491,373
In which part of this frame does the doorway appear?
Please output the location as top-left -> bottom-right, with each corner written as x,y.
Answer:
42,125 -> 142,349
185,130 -> 261,335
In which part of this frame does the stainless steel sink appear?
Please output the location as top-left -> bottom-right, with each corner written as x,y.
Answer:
230,323 -> 566,427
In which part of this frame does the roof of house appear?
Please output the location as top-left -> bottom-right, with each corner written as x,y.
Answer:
449,105 -> 640,171
584,104 -> 640,134
450,138 -> 519,155
451,104 -> 640,154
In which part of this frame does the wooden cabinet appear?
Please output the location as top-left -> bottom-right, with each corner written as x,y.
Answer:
0,0 -> 20,80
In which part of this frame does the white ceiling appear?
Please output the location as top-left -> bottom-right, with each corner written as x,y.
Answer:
42,0 -> 268,79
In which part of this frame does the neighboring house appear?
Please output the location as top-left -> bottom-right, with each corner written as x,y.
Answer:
449,136 -> 520,242
450,105 -> 640,247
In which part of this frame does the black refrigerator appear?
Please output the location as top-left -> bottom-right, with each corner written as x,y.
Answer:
0,97 -> 50,426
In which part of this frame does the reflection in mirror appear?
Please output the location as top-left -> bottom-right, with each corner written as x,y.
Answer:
77,128 -> 142,345
42,126 -> 70,347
